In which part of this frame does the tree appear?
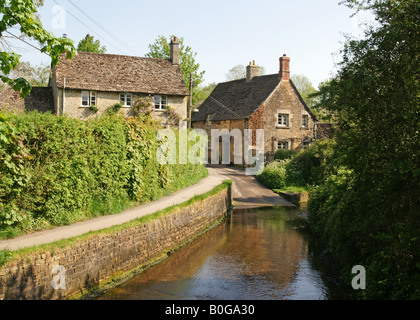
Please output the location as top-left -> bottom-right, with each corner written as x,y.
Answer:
225,64 -> 246,81
194,82 -> 217,107
0,0 -> 75,97
77,34 -> 106,53
146,35 -> 205,105
290,74 -> 317,105
225,64 -> 266,81
2,61 -> 50,87
309,0 -> 420,299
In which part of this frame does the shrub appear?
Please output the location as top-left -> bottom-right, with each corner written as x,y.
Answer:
0,111 -> 208,237
274,148 -> 298,160
256,160 -> 288,190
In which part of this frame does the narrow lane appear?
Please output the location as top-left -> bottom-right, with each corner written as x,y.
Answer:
207,165 -> 295,209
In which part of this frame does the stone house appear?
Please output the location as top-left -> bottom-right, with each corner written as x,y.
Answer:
192,55 -> 318,162
1,37 -> 188,125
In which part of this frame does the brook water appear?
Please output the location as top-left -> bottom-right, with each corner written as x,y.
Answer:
96,207 -> 346,300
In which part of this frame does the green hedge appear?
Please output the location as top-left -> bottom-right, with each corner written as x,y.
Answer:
257,139 -> 335,191
0,111 -> 207,237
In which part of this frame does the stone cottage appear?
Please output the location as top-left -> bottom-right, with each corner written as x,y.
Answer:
51,37 -> 187,124
1,37 -> 188,125
191,55 -> 318,162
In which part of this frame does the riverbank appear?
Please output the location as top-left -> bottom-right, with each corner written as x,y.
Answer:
0,181 -> 232,300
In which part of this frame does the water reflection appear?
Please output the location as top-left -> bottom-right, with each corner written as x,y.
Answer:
97,207 -> 329,300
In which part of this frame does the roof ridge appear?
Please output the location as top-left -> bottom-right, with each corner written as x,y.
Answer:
74,51 -> 171,62
219,73 -> 279,85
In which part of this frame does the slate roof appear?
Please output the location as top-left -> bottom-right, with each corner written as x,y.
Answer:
54,52 -> 188,96
192,74 -> 281,121
192,74 -> 316,122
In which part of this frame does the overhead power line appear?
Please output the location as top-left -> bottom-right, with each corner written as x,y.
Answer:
65,0 -> 137,56
52,0 -> 127,55
4,30 -> 43,53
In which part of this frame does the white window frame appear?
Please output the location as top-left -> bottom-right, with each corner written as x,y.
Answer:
154,95 -> 168,110
278,140 -> 289,150
119,93 -> 133,107
81,91 -> 97,107
302,114 -> 309,128
277,113 -> 289,127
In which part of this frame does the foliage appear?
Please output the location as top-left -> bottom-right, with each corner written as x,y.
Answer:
77,34 -> 106,53
145,35 -> 205,105
89,104 -> 98,113
290,74 -> 317,107
1,61 -> 50,87
225,64 -> 266,81
274,148 -> 298,161
0,0 -> 76,97
256,160 -> 288,190
106,103 -> 122,115
0,111 -> 208,237
257,140 -> 335,191
0,112 -> 30,226
194,82 -> 217,107
308,0 -> 420,299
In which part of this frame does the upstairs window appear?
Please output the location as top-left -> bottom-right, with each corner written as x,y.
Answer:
119,93 -> 132,107
277,113 -> 289,127
302,114 -> 309,128
154,95 -> 167,110
81,91 -> 97,107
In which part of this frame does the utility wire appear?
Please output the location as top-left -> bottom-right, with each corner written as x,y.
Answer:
4,30 -> 44,53
52,0 -> 127,55
65,0 -> 137,56
208,95 -> 242,119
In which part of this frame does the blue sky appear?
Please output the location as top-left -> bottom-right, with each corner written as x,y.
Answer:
11,0 -> 371,88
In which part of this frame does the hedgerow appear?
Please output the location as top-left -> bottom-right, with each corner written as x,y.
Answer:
0,111 -> 207,237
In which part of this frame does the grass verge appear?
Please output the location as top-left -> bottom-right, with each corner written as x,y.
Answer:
0,180 -> 232,267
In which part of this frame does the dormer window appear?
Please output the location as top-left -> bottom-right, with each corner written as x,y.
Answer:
119,93 -> 132,107
154,95 -> 167,110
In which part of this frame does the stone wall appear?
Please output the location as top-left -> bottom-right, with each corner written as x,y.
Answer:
0,185 -> 231,300
55,88 -> 187,123
0,86 -> 54,114
262,80 -> 316,153
192,80 -> 316,163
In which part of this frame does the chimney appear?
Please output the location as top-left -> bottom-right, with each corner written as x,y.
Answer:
246,60 -> 260,82
279,54 -> 290,81
170,36 -> 179,65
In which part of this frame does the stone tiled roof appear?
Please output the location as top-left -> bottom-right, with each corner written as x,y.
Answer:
192,74 -> 317,122
192,74 -> 281,121
54,52 -> 188,96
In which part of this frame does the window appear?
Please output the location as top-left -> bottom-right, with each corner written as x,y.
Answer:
302,114 -> 309,128
277,113 -> 289,127
81,91 -> 97,107
154,95 -> 167,110
278,140 -> 289,150
119,93 -> 132,107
